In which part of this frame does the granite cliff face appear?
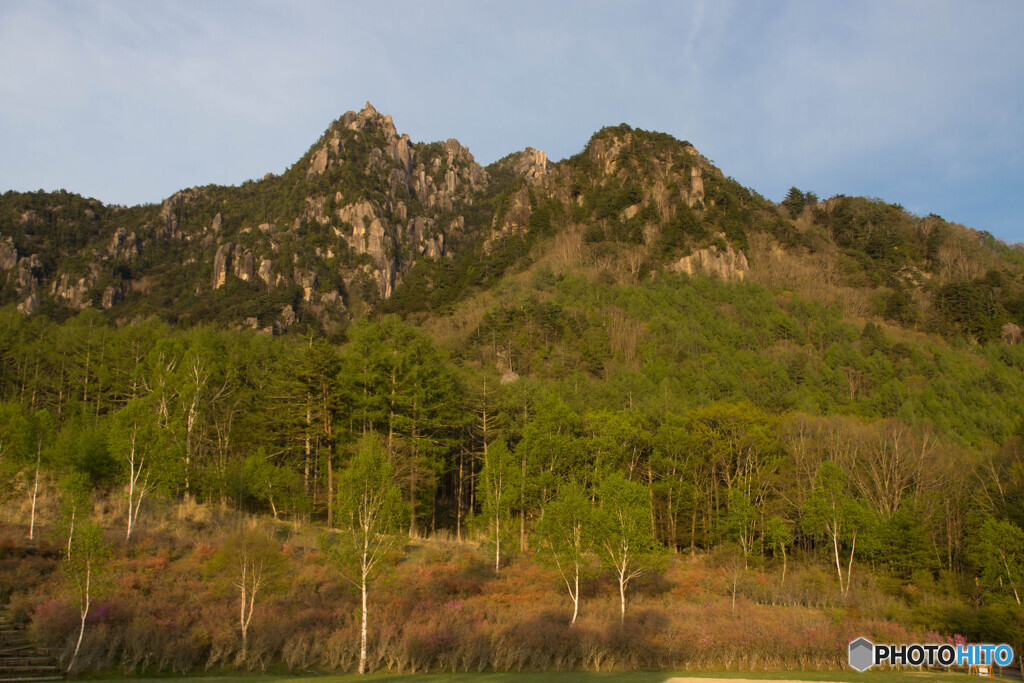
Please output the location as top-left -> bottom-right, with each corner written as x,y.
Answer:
0,106 -> 779,330
1,103 -> 507,329
670,237 -> 749,281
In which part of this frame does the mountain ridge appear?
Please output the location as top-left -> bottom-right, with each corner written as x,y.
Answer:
1,102 -> 1021,346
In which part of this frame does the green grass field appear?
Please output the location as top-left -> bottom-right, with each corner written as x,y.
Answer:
79,669 -> 983,683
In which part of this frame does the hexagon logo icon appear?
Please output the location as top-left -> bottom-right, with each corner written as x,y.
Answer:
849,637 -> 874,672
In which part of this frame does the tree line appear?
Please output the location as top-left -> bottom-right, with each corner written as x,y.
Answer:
2,304 -> 1023,600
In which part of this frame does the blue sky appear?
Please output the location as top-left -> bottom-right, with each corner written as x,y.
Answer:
2,1 -> 1022,242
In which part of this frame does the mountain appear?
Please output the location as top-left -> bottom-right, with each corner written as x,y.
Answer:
2,102 -> 1024,344
8,105 -> 1024,675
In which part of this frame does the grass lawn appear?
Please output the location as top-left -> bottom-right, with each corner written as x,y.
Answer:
79,669 -> 981,683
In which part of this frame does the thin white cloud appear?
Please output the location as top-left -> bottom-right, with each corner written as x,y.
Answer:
0,0 -> 1021,237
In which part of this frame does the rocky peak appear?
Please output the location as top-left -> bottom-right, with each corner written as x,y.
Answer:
340,102 -> 396,139
590,134 -> 630,175
158,189 -> 201,240
513,147 -> 549,183
438,139 -> 489,192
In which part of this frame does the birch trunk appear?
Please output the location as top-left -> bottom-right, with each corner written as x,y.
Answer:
845,531 -> 857,597
495,514 -> 501,572
29,442 -> 40,541
571,571 -> 579,625
67,509 -> 75,559
831,522 -> 844,594
359,571 -> 368,674
619,570 -> 627,624
69,560 -> 90,672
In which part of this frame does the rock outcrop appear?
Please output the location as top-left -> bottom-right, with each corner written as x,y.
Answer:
0,238 -> 17,270
158,190 -> 197,240
258,259 -> 274,287
294,269 -> 317,302
670,238 -> 748,281
234,248 -> 254,282
490,187 -> 533,241
51,271 -> 96,309
514,147 -> 549,183
108,227 -> 139,260
19,210 -> 40,227
1003,322 -> 1023,345
687,167 -> 705,208
14,255 -> 42,295
213,243 -> 233,289
278,304 -> 296,330
16,292 -> 40,316
388,135 -> 414,174
101,285 -> 123,309
589,134 -> 630,175
0,104 -> 762,333
309,146 -> 329,176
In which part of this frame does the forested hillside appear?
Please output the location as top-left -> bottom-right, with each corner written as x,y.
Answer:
4,105 -> 1024,675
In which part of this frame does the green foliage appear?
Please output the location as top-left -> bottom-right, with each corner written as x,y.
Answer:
206,524 -> 287,588
723,488 -> 755,552
0,400 -> 34,477
109,399 -> 178,486
766,516 -> 792,557
972,516 -> 1024,604
935,281 -> 1005,342
802,462 -> 854,540
343,316 -> 463,531
781,187 -> 817,217
335,433 -> 406,540
535,481 -> 594,571
879,286 -> 920,326
241,448 -> 303,519
51,409 -> 117,485
533,480 -> 595,621
323,425 -> 407,679
596,471 -> 667,621
477,438 -> 520,571
62,519 -> 111,671
9,113 -> 1024,667
657,204 -> 707,254
55,470 -> 92,556
881,504 -> 938,579
802,461 -> 879,595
